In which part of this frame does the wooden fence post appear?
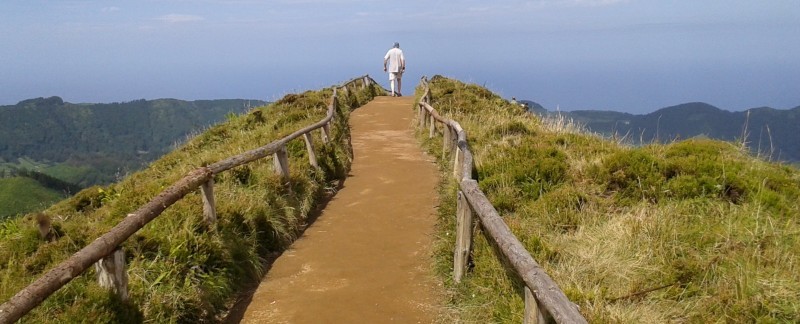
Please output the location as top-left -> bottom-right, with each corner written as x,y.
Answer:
525,286 -> 547,324
450,128 -> 458,153
321,123 -> 331,144
273,145 -> 290,180
443,125 -> 452,156
453,145 -> 463,180
200,179 -> 217,224
96,247 -> 128,301
418,105 -> 426,128
303,133 -> 320,170
429,115 -> 436,138
462,146 -> 473,181
454,190 -> 474,283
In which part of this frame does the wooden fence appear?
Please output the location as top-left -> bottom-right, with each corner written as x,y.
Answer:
0,75 -> 381,324
416,76 -> 587,324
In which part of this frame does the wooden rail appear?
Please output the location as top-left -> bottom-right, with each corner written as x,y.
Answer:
417,77 -> 586,324
0,75 -> 381,324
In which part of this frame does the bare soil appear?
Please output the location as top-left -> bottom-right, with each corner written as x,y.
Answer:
238,96 -> 444,323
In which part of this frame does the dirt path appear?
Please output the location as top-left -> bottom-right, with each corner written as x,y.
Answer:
239,96 -> 443,323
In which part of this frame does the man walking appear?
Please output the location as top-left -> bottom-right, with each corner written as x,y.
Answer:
383,42 -> 405,97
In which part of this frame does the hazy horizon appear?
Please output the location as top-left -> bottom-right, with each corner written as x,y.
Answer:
2,1 -> 798,114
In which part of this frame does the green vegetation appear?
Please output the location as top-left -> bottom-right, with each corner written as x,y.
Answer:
418,76 -> 800,322
559,103 -> 800,163
0,160 -> 88,219
0,81 -> 382,322
0,97 -> 264,223
0,97 -> 266,187
0,177 -> 65,220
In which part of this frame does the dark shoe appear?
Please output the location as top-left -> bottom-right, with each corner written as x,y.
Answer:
396,92 -> 402,97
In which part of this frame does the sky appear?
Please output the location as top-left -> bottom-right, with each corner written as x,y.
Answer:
1,0 -> 798,114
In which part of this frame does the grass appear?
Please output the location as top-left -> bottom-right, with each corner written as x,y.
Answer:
0,79 -> 383,322
416,75 -> 800,323
0,158 -> 96,219
1,158 -> 111,186
0,177 -> 65,220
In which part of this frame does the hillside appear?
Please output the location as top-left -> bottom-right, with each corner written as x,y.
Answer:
0,177 -> 65,220
419,76 -> 799,322
0,166 -> 83,219
537,103 -> 800,162
0,96 -> 267,187
0,81 -> 381,322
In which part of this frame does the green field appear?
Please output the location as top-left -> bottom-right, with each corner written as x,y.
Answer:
0,177 -> 65,220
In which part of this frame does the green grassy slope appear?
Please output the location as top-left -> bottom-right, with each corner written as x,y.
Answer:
0,81 -> 382,322
0,97 -> 267,187
418,76 -> 800,323
0,177 -> 65,220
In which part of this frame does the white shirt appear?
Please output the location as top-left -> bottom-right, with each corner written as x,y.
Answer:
384,48 -> 405,73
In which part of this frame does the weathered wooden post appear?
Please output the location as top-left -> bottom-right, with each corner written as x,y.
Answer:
429,115 -> 436,138
454,190 -> 474,283
461,143 -> 473,181
321,123 -> 331,144
200,178 -> 217,224
96,247 -> 128,301
450,128 -> 458,153
443,124 -> 452,156
303,133 -> 320,170
524,287 -> 547,324
453,145 -> 463,180
273,145 -> 290,180
418,104 -> 426,128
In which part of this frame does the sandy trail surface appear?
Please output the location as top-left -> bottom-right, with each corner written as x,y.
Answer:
239,96 -> 443,323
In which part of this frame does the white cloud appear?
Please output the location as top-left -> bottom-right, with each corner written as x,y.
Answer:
101,6 -> 121,13
157,14 -> 205,24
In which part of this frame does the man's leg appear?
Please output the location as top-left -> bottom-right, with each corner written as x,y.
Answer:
389,73 -> 396,96
397,77 -> 402,96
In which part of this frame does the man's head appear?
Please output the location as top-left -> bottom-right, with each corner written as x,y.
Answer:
393,42 -> 400,48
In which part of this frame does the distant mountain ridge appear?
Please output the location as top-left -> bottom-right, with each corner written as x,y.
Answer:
525,101 -> 800,162
0,96 -> 266,186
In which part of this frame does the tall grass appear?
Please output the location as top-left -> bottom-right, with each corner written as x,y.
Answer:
0,81 -> 382,322
416,75 -> 800,322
